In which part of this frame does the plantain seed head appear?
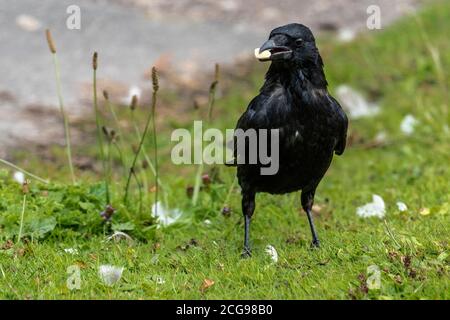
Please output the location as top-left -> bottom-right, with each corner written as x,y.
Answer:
45,29 -> 56,54
92,52 -> 98,70
151,67 -> 159,93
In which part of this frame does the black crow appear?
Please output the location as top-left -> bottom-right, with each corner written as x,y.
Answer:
234,24 -> 348,257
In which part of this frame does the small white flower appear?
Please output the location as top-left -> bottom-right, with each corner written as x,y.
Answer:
151,201 -> 183,226
396,202 -> 408,212
335,85 -> 380,119
64,248 -> 79,255
356,194 -> 385,218
204,219 -> 212,225
99,265 -> 124,286
14,171 -> 25,184
400,114 -> 418,135
265,245 -> 278,263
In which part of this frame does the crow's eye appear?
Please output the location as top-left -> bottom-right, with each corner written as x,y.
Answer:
295,39 -> 304,47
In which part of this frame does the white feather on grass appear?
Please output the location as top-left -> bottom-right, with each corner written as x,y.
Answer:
356,195 -> 386,218
265,245 -> 278,263
335,85 -> 380,119
98,265 -> 124,286
396,202 -> 408,212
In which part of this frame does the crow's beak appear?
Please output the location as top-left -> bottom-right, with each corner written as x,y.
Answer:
254,39 -> 292,62
259,39 -> 276,54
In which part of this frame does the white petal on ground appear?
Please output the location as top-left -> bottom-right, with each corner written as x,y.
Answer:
396,202 -> 408,212
64,248 -> 79,255
99,265 -> 124,286
335,85 -> 380,119
265,245 -> 278,263
13,171 -> 25,184
337,28 -> 356,42
400,114 -> 419,135
356,194 -> 386,218
151,201 -> 183,226
15,14 -> 41,32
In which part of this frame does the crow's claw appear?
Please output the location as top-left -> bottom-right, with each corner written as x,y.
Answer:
310,239 -> 321,248
241,247 -> 252,258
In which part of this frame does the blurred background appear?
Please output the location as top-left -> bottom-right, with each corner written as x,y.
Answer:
0,0 -> 418,156
0,1 -> 449,299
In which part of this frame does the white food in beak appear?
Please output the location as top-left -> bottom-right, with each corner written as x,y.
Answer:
254,48 -> 271,60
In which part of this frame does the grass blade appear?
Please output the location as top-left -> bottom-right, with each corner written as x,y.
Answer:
46,29 -> 76,184
17,194 -> 27,244
92,52 -> 110,204
192,64 -> 219,205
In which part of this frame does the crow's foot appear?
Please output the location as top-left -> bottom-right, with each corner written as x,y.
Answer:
241,247 -> 252,258
310,239 -> 321,249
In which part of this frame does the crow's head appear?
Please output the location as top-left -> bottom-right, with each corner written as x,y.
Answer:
255,23 -> 321,68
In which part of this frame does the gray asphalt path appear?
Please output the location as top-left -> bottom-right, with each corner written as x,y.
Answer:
0,0 -> 262,151
0,0 -> 259,108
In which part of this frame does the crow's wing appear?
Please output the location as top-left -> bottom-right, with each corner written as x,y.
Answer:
227,95 -> 269,166
231,92 -> 294,164
330,96 -> 348,156
235,94 -> 270,131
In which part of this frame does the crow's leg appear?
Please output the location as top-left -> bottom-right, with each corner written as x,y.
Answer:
241,190 -> 255,258
301,189 -> 320,248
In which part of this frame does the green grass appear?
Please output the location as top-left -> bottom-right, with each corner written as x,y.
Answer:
0,3 -> 449,299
